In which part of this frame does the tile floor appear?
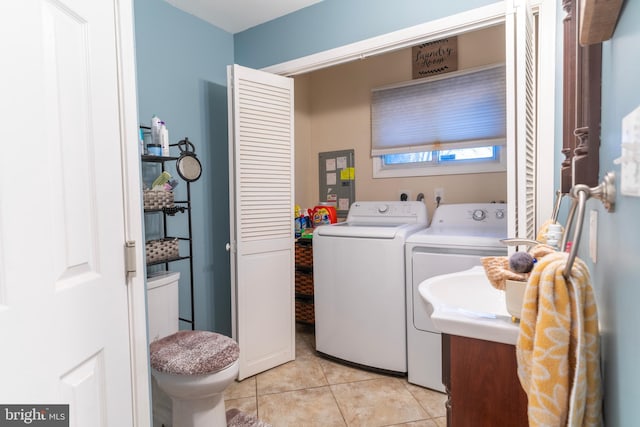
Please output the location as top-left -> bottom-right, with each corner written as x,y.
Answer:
224,324 -> 447,427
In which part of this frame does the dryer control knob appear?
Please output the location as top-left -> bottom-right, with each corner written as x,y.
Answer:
495,209 -> 505,219
378,204 -> 389,213
472,209 -> 486,221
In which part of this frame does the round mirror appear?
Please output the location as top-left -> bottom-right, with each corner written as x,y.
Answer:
175,138 -> 202,182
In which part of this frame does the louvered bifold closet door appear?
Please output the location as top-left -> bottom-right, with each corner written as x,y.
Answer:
228,64 -> 295,380
505,0 -> 538,251
516,2 -> 537,241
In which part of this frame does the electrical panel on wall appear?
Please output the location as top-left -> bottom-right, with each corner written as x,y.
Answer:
318,150 -> 355,218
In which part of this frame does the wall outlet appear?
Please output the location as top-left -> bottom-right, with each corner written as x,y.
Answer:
398,189 -> 412,201
434,187 -> 444,203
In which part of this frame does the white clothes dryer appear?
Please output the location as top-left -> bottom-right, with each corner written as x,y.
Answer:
313,201 -> 428,374
405,203 -> 507,391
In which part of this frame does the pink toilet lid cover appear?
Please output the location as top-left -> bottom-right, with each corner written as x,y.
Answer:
150,330 -> 239,375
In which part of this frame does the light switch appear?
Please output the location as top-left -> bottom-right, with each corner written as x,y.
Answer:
617,105 -> 640,196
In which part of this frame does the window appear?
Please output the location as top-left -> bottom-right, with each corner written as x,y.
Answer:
383,146 -> 497,164
371,64 -> 507,177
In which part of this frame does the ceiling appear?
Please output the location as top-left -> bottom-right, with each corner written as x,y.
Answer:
164,0 -> 323,34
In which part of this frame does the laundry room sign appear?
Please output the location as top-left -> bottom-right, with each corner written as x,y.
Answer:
412,37 -> 458,79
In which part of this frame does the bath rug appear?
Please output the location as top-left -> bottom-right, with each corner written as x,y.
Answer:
226,408 -> 272,427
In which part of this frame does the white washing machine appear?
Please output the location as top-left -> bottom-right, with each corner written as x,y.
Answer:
313,201 -> 428,374
405,203 -> 507,391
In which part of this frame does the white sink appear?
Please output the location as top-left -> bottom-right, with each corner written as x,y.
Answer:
418,266 -> 520,345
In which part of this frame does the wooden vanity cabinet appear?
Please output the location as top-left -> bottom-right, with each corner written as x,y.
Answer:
442,334 -> 528,427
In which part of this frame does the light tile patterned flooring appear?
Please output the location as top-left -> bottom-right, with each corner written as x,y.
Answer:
224,324 -> 447,427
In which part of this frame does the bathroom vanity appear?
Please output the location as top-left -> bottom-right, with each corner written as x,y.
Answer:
417,268 -> 528,426
442,334 -> 528,426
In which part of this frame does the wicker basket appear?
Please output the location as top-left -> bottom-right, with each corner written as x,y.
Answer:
295,241 -> 313,268
145,238 -> 179,264
295,271 -> 314,296
295,299 -> 315,324
143,190 -> 175,210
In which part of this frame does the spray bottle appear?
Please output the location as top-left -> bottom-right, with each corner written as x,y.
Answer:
160,121 -> 170,156
151,114 -> 162,147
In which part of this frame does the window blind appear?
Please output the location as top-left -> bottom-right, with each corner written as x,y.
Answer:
371,64 -> 506,156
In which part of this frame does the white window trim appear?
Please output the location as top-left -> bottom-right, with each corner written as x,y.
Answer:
370,62 -> 508,178
372,148 -> 507,178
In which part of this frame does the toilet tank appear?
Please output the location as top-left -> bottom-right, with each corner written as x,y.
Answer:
146,271 -> 180,343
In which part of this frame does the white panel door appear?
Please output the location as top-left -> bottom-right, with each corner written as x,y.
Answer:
0,0 -> 140,425
227,64 -> 295,380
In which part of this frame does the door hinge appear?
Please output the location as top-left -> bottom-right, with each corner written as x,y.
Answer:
125,240 -> 137,279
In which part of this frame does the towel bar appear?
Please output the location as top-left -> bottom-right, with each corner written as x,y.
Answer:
563,172 -> 616,278
501,173 -> 615,278
501,190 -> 567,250
551,190 -> 566,223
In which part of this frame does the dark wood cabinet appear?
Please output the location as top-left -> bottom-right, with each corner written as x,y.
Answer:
442,334 -> 528,427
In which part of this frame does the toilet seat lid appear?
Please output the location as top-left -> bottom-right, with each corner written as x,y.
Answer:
150,330 -> 240,375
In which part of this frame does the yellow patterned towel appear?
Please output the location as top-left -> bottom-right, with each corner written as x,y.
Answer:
516,251 -> 603,426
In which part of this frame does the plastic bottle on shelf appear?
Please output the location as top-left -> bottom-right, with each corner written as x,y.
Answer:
139,128 -> 146,155
160,121 -> 170,156
151,114 -> 162,146
294,205 -> 303,238
312,203 -> 337,227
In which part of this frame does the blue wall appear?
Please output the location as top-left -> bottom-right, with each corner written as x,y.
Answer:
582,1 -> 640,424
234,0 -> 497,69
134,0 -> 234,335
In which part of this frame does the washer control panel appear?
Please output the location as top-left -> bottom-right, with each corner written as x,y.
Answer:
431,203 -> 507,228
347,201 -> 429,225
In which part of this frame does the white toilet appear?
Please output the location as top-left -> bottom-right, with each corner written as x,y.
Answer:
146,272 -> 240,427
